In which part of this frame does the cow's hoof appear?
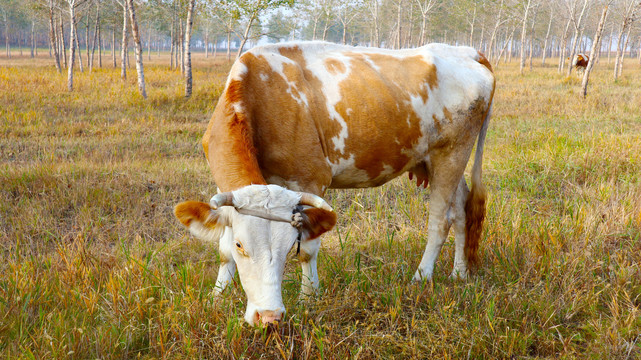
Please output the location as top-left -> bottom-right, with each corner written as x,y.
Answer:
412,270 -> 433,283
449,269 -> 468,280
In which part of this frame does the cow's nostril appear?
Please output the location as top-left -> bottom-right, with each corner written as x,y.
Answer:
259,310 -> 283,325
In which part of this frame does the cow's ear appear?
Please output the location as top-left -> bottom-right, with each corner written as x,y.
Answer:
301,208 -> 337,240
174,201 -> 230,242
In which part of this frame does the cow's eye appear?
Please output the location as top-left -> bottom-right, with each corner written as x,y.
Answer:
235,242 -> 249,257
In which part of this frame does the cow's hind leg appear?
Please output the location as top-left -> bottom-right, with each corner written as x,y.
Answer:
451,177 -> 470,279
413,166 -> 463,282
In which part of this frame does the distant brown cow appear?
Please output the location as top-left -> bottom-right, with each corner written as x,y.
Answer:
571,54 -> 589,72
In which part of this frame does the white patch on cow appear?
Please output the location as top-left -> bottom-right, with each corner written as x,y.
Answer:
232,184 -> 301,219
399,44 -> 494,158
248,49 -> 309,108
381,164 -> 396,178
231,102 -> 244,114
187,220 -> 223,243
266,176 -> 302,192
362,54 -> 381,72
224,61 -> 248,89
326,154 -> 371,185
259,72 -> 269,82
422,44 -> 494,106
301,50 -> 352,154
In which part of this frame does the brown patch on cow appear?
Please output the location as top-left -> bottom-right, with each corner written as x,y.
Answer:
476,51 -> 493,72
432,114 -> 443,133
203,74 -> 267,191
302,208 -> 337,240
297,251 -> 312,263
317,52 -> 438,182
442,107 -> 453,122
324,58 -> 346,75
464,181 -> 486,269
174,201 -> 216,227
227,49 -> 333,195
574,54 -> 589,69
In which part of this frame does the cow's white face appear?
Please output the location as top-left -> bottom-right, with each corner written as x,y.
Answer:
227,212 -> 297,324
174,185 -> 336,325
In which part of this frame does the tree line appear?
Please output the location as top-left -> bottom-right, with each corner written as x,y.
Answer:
1,0 -> 640,98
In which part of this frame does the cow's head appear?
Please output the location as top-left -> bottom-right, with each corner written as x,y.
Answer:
174,185 -> 336,325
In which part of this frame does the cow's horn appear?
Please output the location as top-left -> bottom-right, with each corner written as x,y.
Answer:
299,193 -> 333,212
210,192 -> 234,209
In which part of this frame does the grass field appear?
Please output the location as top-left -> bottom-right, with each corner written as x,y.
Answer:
1,52 -> 640,359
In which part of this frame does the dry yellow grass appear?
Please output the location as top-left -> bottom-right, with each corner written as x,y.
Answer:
1,52 -> 640,359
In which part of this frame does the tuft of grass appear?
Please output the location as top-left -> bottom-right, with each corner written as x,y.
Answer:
1,53 -> 640,358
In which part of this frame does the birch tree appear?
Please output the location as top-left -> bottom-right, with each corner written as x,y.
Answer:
519,0 -> 533,74
613,0 -> 641,80
233,0 -> 294,59
65,0 -> 89,91
126,0 -> 146,98
582,0 -> 613,98
114,0 -> 127,79
0,0 -> 16,58
566,0 -> 590,76
364,0 -> 380,46
43,0 -> 62,71
336,0 -> 364,45
541,2 -> 553,65
487,0 -> 505,62
415,0 -> 440,46
184,0 -> 195,98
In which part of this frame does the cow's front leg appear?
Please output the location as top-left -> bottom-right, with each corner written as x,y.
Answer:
298,237 -> 321,297
413,174 -> 460,282
213,227 -> 236,295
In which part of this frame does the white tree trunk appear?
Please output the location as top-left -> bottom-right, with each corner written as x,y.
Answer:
558,17 -> 572,73
567,0 -> 589,76
236,13 -> 255,60
519,0 -> 532,75
541,8 -> 553,65
582,3 -> 610,98
126,0 -> 147,98
120,2 -> 127,80
396,0 -> 402,49
30,20 -> 35,58
49,2 -> 62,72
67,1 -> 76,91
617,25 -> 633,77
74,19 -> 84,72
112,25 -> 116,68
184,0 -> 195,98
487,0 -> 504,62
528,4 -> 539,70
170,13 -> 174,69
90,1 -> 99,71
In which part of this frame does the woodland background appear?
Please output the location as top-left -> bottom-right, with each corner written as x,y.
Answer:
1,0 -> 641,358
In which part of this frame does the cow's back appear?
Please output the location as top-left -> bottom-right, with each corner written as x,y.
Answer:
204,42 -> 495,194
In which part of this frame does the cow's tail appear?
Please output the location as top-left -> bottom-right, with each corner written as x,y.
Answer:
464,100 -> 492,269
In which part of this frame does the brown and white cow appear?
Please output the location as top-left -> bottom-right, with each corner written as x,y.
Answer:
174,41 -> 495,326
572,53 -> 589,72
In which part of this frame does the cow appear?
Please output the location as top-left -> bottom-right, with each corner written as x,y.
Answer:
571,53 -> 589,73
174,41 -> 496,326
